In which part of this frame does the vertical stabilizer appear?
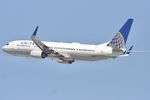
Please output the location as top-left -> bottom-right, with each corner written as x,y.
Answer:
107,19 -> 133,49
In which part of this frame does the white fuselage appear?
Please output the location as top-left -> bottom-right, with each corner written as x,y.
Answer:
2,40 -> 125,61
1,19 -> 133,64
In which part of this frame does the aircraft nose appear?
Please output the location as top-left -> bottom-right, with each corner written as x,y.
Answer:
2,45 -> 9,52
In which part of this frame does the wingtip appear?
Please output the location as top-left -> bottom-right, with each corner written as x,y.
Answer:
33,26 -> 39,36
128,18 -> 134,21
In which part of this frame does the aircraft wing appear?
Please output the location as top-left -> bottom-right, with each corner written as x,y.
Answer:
31,26 -> 74,64
31,26 -> 49,50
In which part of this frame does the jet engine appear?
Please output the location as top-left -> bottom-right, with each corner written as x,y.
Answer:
30,50 -> 48,58
57,59 -> 74,64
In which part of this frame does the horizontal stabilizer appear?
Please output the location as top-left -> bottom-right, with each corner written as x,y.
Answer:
126,45 -> 133,54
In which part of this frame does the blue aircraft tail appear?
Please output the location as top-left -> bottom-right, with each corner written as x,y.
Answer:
107,19 -> 133,49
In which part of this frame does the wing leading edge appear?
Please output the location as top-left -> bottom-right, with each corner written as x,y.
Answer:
31,26 -> 74,64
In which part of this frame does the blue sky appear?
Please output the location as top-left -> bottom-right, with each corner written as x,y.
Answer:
0,0 -> 150,100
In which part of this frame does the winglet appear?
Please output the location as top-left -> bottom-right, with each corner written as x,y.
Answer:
33,26 -> 38,36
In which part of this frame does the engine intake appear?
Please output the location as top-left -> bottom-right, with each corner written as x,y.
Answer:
30,50 -> 47,58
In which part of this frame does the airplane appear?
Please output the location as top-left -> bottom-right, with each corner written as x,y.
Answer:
2,19 -> 134,64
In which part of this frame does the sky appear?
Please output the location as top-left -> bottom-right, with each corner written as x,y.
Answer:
0,0 -> 150,100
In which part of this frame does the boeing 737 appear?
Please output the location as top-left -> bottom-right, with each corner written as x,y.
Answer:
2,19 -> 134,64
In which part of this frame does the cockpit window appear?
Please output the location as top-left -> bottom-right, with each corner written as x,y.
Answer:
6,43 -> 9,45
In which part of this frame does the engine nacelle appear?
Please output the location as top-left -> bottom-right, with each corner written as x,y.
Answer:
30,50 -> 42,58
57,59 -> 74,64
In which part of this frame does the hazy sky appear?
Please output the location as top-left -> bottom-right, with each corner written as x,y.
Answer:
0,0 -> 150,100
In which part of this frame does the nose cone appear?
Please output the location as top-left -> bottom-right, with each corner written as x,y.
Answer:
2,45 -> 9,52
